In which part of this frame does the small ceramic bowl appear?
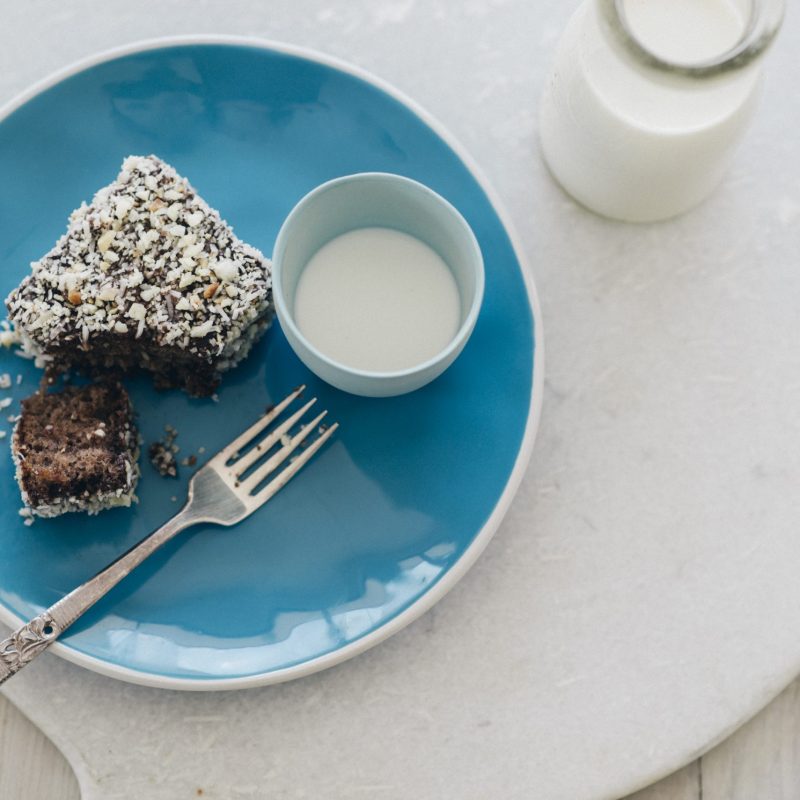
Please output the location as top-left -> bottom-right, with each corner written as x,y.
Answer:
272,172 -> 484,397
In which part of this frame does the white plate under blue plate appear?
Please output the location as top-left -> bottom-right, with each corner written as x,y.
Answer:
0,36 -> 543,690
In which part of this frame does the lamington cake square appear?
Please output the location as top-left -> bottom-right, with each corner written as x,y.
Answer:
12,382 -> 139,518
6,155 -> 273,397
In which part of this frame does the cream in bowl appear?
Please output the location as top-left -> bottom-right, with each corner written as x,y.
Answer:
294,227 -> 461,373
272,173 -> 484,397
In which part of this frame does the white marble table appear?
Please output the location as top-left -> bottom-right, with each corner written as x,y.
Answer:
5,679 -> 800,799
1,2 -> 799,799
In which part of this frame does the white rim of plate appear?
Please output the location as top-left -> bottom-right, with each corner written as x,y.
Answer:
0,34 -> 546,691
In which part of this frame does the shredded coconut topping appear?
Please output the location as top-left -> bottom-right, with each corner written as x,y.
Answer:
6,155 -> 273,375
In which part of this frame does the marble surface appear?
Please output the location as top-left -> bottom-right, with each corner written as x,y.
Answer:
8,675 -> 800,799
2,1 -> 799,799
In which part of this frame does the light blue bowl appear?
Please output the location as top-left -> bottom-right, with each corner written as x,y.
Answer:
273,173 -> 485,397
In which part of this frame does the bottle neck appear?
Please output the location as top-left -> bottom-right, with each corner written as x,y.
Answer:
595,0 -> 785,82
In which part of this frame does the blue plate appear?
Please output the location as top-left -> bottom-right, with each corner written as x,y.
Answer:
0,37 -> 543,689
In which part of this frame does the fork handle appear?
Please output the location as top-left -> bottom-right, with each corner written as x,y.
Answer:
0,510 -> 193,686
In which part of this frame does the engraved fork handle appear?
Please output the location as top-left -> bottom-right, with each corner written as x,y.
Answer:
0,509 -> 195,686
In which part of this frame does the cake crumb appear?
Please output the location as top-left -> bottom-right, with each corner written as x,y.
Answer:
0,373 -> 11,389
149,426 -> 179,477
181,454 -> 197,467
0,431 -> 6,440
0,325 -> 18,349
0,398 -> 11,410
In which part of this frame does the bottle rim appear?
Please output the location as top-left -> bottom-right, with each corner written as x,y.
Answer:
597,0 -> 786,78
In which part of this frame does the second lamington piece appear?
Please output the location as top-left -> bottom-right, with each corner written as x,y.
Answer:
6,155 -> 273,396
12,382 -> 139,518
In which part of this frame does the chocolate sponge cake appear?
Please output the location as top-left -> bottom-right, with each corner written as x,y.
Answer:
12,383 -> 139,517
6,155 -> 273,397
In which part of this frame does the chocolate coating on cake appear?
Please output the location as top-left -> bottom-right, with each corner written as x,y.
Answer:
6,155 -> 273,396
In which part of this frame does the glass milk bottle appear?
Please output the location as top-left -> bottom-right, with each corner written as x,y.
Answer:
539,0 -> 785,222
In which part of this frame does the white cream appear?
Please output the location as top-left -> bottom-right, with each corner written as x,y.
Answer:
539,0 -> 761,222
293,227 -> 461,373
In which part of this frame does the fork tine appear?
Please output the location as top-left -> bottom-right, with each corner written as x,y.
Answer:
250,422 -> 339,506
231,398 -> 317,477
217,385 -> 305,463
241,409 -> 328,491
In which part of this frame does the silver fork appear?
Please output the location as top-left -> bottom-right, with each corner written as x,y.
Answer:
0,386 -> 337,686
